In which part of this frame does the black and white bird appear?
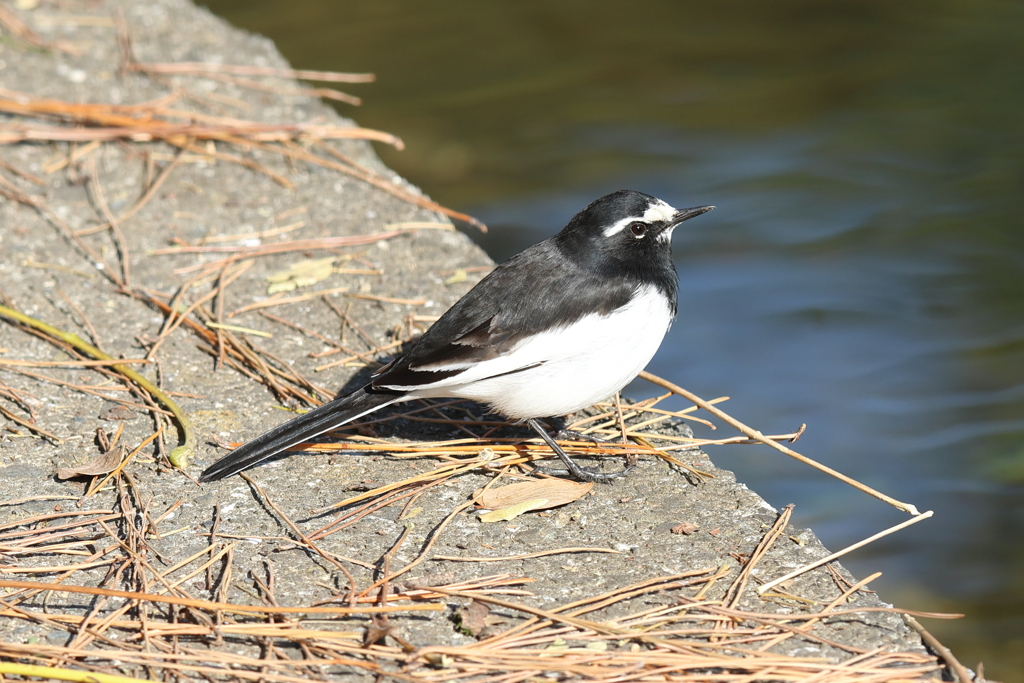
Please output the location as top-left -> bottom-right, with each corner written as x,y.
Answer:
199,190 -> 712,484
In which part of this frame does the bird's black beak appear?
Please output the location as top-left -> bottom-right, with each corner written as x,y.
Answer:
670,205 -> 715,226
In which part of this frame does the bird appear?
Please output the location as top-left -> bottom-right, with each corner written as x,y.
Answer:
199,190 -> 713,484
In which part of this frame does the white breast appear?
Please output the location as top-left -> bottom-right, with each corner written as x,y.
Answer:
408,285 -> 674,419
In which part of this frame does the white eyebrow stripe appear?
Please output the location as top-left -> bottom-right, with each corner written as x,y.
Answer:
602,199 -> 678,237
602,217 -> 636,238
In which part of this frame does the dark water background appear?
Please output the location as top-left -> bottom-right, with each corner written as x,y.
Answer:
203,1 -> 1024,677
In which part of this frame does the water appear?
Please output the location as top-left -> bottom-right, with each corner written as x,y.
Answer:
204,0 -> 1024,676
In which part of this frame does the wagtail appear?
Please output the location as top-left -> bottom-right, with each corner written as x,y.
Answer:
200,190 -> 712,483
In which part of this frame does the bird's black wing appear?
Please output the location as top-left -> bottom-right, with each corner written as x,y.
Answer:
374,240 -> 636,390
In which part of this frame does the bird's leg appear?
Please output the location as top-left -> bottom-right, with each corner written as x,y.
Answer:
527,418 -> 634,483
545,417 -> 609,445
555,428 -> 608,444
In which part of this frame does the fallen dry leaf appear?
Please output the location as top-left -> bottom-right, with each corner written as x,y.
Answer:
479,499 -> 549,523
476,478 -> 594,511
444,268 -> 468,285
56,444 -> 125,479
98,405 -> 139,421
456,600 -> 490,637
266,256 -> 350,294
363,616 -> 396,647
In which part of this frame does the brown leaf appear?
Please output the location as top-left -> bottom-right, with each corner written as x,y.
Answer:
479,499 -> 548,523
476,479 -> 593,511
363,618 -> 394,647
266,256 -> 342,293
98,405 -> 139,421
457,600 -> 491,637
444,268 -> 468,285
56,445 -> 125,479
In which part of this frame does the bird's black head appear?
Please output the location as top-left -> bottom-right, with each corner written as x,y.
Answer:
554,190 -> 713,283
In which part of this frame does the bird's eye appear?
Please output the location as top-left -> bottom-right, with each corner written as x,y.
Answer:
629,222 -> 647,237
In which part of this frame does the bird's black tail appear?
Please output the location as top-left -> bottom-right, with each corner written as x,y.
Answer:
199,386 -> 403,482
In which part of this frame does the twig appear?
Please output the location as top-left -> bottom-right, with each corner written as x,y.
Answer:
314,340 -> 402,371
903,614 -> 975,683
55,287 -> 103,349
355,501 -> 475,598
239,473 -> 365,586
0,113 -> 403,146
0,3 -> 78,53
0,158 -> 46,185
309,480 -> 454,541
127,62 -> 376,83
724,504 -> 793,608
214,263 -> 230,369
146,260 -> 252,359
258,311 -> 361,359
0,662 -> 152,683
75,138 -> 193,236
86,154 -> 131,287
433,547 -> 623,563
387,221 -> 454,231
284,138 -> 486,230
321,294 -> 378,349
174,70 -> 363,106
0,358 -> 152,368
176,138 -> 293,188
140,290 -> 325,407
756,511 -> 935,595
0,404 -> 61,443
758,571 -> 883,651
228,287 -> 351,318
639,370 -> 921,516
613,391 -> 628,444
0,580 -> 444,616
22,260 -> 96,280
346,293 -> 427,306
0,180 -> 123,288
42,140 -> 102,174
166,232 -> 403,276
199,220 -> 305,245
85,428 -> 164,498
205,322 -> 271,338
422,586 -> 621,636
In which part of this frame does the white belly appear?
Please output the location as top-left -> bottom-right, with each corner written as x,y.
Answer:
410,285 -> 673,419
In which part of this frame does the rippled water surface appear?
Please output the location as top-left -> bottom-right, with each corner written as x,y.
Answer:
204,0 -> 1024,676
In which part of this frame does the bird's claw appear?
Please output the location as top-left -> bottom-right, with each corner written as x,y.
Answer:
533,463 -> 636,484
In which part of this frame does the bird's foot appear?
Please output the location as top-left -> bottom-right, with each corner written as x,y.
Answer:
533,462 -> 636,483
554,428 -> 610,445
527,417 -> 634,483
